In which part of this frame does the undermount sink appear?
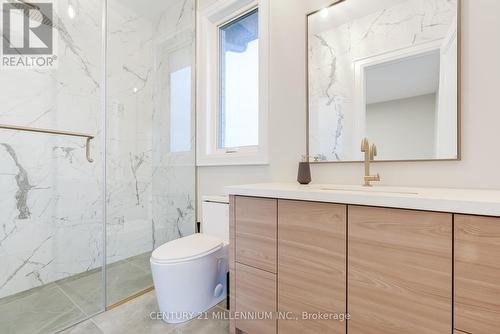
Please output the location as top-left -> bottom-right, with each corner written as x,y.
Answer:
316,186 -> 419,195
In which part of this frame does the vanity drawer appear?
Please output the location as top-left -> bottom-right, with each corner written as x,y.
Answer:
235,262 -> 277,334
455,215 -> 500,334
235,196 -> 277,273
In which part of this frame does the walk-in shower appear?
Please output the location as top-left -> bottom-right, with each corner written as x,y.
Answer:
0,0 -> 196,333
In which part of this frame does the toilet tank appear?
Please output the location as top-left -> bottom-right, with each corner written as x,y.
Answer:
201,195 -> 229,244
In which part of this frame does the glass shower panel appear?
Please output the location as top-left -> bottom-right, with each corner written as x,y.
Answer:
0,1 -> 105,333
106,0 -> 196,306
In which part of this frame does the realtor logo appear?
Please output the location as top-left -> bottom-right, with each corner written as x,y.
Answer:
1,1 -> 57,68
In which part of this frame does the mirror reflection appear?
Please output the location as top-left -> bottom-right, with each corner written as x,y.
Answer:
308,0 -> 459,162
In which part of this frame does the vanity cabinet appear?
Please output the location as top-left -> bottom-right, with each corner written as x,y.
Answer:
229,189 -> 500,334
348,206 -> 453,334
455,215 -> 500,334
277,200 -> 346,334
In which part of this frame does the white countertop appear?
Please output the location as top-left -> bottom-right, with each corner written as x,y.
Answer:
225,183 -> 500,216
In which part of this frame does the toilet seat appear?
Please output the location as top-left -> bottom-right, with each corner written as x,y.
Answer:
151,234 -> 224,264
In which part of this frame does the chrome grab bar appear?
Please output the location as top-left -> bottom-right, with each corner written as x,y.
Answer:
0,123 -> 95,163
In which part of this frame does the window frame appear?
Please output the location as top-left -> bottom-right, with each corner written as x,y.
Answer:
217,7 -> 259,151
197,0 -> 269,166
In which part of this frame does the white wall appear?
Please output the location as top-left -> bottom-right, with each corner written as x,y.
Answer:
366,94 -> 436,160
197,0 -> 500,216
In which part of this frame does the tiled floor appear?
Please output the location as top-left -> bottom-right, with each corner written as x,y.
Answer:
60,292 -> 229,334
0,252 -> 153,334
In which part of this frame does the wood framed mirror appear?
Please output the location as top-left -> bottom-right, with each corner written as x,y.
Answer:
307,0 -> 460,163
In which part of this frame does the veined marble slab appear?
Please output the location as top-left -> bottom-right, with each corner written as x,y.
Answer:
226,183 -> 500,217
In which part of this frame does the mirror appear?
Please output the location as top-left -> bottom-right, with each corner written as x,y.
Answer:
307,0 -> 459,162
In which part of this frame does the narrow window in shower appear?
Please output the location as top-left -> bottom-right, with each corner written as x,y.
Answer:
170,66 -> 192,153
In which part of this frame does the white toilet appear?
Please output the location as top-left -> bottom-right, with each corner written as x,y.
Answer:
150,195 -> 229,324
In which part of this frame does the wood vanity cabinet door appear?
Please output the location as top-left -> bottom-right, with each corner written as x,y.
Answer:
235,196 -> 277,273
277,200 -> 347,334
348,206 -> 452,334
235,262 -> 277,334
455,215 -> 500,334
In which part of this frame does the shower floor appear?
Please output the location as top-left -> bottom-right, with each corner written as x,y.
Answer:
0,252 -> 153,334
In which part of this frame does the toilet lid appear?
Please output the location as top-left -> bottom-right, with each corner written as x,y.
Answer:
151,234 -> 223,264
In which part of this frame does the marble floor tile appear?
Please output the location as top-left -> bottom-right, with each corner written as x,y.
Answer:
55,269 -> 105,317
91,291 -> 175,334
126,252 -> 152,273
216,300 -> 228,310
169,305 -> 229,334
105,259 -> 153,306
91,291 -> 229,334
0,283 -> 86,334
58,320 -> 104,334
56,258 -> 153,313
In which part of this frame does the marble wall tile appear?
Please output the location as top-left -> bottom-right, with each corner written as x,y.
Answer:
105,0 -> 196,270
0,0 -> 104,299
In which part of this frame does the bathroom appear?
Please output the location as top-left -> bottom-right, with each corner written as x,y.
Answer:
0,0 -> 499,333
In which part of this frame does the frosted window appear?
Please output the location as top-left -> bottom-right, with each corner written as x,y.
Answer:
170,66 -> 192,153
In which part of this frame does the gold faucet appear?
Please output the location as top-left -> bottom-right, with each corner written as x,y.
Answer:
361,138 -> 380,187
